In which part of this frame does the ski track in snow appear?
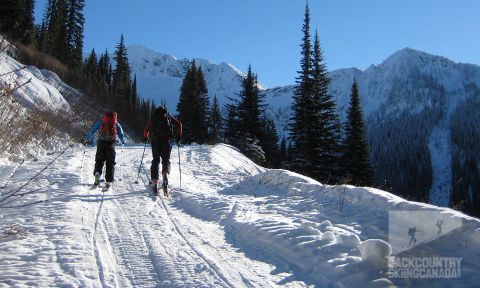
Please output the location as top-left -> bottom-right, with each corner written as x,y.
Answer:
1,144 -> 480,287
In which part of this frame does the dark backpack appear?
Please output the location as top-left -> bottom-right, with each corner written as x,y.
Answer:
99,112 -> 117,142
152,110 -> 173,140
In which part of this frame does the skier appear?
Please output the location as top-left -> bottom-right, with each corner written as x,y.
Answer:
84,112 -> 126,188
143,106 -> 182,196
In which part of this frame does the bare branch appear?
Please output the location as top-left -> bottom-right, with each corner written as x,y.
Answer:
0,66 -> 28,77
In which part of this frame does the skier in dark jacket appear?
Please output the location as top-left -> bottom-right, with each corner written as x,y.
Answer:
85,112 -> 126,187
144,106 -> 182,196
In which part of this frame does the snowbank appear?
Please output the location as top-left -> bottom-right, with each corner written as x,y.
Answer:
0,41 -> 72,110
174,151 -> 480,287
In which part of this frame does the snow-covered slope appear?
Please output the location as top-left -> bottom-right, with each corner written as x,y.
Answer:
0,46 -> 75,110
1,143 -> 479,287
128,45 -> 266,112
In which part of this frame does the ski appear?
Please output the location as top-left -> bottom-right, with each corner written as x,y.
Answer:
163,185 -> 170,199
148,181 -> 160,198
102,183 -> 112,192
147,181 -> 170,199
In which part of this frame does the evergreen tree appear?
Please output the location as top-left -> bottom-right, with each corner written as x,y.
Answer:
176,61 -> 209,144
66,0 -> 84,69
224,96 -> 240,145
0,0 -> 35,45
112,34 -> 132,108
130,74 -> 138,118
0,0 -> 22,38
36,20 -> 48,52
261,117 -> 279,167
237,65 -> 264,138
196,67 -> 210,143
84,48 -> 97,79
97,49 -> 111,91
209,95 -> 223,143
310,30 -> 341,183
342,80 -> 374,186
287,141 -> 293,162
288,2 -> 313,175
19,0 -> 35,45
225,65 -> 277,165
46,0 -> 69,63
177,62 -> 196,143
279,136 -> 287,164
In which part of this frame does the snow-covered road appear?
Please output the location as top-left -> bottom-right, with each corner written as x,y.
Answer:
1,144 -> 480,287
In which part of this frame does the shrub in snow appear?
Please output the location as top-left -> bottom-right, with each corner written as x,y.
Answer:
2,223 -> 27,238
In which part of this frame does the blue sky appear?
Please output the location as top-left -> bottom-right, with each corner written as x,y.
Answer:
34,0 -> 480,87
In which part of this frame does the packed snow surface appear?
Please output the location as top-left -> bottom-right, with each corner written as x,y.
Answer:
1,144 -> 479,287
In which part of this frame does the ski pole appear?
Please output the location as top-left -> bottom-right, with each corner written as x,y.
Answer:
79,143 -> 86,184
177,142 -> 181,189
135,140 -> 148,184
119,144 -> 124,181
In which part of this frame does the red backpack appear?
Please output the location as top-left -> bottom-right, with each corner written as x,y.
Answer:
99,112 -> 117,142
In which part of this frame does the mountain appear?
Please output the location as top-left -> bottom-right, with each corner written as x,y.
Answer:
128,45 -> 480,214
127,45 -> 266,112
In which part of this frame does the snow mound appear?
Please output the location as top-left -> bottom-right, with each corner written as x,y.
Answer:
173,157 -> 480,287
359,239 -> 392,266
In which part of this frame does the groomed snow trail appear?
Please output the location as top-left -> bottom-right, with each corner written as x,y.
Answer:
1,143 -> 480,287
0,145 -> 287,287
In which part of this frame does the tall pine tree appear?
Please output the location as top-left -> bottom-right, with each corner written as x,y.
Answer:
288,2 -> 314,175
261,117 -> 279,167
0,0 -> 34,45
84,48 -> 97,79
66,0 -> 84,69
208,95 -> 223,143
176,61 -> 209,144
46,0 -> 69,63
342,80 -> 374,186
225,65 -> 278,165
310,30 -> 341,183
237,65 -> 264,138
112,34 -> 132,109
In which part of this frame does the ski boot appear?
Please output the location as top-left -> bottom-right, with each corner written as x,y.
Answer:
162,175 -> 169,198
151,178 -> 160,196
94,172 -> 100,186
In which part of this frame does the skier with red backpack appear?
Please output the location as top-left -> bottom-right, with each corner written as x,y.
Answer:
144,106 -> 182,196
84,112 -> 126,188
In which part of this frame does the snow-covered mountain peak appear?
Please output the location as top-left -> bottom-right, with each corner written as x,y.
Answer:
127,44 -> 266,111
